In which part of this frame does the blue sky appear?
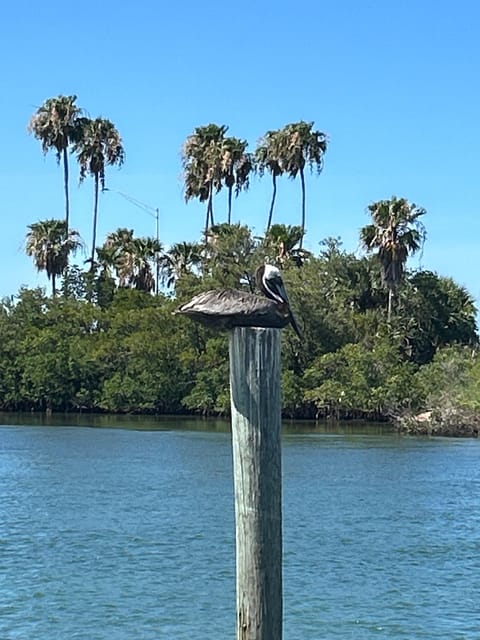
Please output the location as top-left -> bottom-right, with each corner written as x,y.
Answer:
1,0 -> 479,305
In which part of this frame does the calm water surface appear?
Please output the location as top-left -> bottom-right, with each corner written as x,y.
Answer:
1,417 -> 479,639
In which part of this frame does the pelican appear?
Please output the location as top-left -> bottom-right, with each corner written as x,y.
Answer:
175,264 -> 302,339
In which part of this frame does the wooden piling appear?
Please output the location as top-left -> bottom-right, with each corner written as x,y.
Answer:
229,327 -> 283,640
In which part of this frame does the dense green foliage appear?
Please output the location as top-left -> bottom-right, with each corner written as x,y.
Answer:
4,225 -> 479,418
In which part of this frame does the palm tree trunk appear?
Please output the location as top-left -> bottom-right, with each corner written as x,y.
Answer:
227,186 -> 233,224
90,174 -> 99,270
63,147 -> 71,297
208,182 -> 215,228
299,168 -> 306,249
387,288 -> 393,323
204,205 -> 209,237
210,197 -> 215,228
266,174 -> 277,232
63,147 -> 70,235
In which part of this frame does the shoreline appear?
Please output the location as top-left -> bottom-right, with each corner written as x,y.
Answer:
0,409 -> 479,437
394,409 -> 480,438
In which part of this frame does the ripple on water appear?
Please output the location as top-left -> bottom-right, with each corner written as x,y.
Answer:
1,424 -> 479,639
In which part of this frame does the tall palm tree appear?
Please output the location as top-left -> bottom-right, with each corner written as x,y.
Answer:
255,129 -> 283,232
74,117 -> 125,269
360,196 -> 427,322
182,124 -> 227,234
221,137 -> 252,224
28,95 -> 83,234
25,219 -> 83,296
278,121 -> 327,247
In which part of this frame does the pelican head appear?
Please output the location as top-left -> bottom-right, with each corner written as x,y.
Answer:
256,264 -> 303,339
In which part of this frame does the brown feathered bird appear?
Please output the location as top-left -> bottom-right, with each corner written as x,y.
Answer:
175,264 -> 302,339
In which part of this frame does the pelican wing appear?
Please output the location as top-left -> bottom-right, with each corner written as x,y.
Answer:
175,288 -> 290,329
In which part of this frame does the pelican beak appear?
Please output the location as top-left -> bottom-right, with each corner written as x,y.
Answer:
274,279 -> 291,307
268,273 -> 303,340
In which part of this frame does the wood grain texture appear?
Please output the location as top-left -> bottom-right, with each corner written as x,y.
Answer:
229,327 -> 283,640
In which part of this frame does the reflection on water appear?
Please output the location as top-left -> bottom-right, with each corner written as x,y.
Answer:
0,411 -> 231,431
0,418 -> 478,640
0,411 -> 394,435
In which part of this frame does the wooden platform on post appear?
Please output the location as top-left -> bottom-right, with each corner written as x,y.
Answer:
229,327 -> 283,640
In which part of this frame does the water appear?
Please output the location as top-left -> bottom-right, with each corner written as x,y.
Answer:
1,419 -> 479,639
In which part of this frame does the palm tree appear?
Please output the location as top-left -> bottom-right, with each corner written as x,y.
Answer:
221,137 -> 252,223
129,237 -> 162,292
182,124 -> 227,234
25,219 -> 83,296
28,95 -> 83,234
263,223 -> 309,266
74,117 -> 125,269
255,129 -> 283,232
278,121 -> 327,247
360,196 -> 427,322
161,241 -> 202,289
99,228 -> 135,286
98,229 -> 161,293
95,244 -> 118,284
203,223 -> 259,290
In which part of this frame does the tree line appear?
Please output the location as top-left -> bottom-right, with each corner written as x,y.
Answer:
7,222 -> 480,424
13,94 -> 479,429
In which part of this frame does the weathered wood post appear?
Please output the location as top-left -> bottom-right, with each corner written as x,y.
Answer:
229,326 -> 283,640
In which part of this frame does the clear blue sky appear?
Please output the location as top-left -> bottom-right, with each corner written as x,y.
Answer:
1,0 -> 479,305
